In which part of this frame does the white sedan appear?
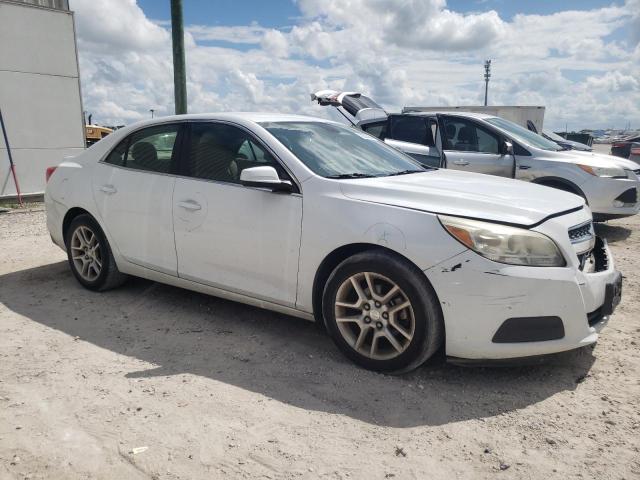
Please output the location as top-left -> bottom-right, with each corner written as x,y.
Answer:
45,113 -> 622,372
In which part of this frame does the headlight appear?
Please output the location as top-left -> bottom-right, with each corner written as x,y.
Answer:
577,164 -> 627,178
439,215 -> 565,267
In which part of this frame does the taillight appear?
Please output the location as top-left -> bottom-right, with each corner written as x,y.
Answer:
45,166 -> 58,183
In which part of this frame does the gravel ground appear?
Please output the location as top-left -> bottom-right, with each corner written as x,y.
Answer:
0,208 -> 638,479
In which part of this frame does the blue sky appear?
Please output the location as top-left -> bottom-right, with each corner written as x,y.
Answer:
71,0 -> 640,130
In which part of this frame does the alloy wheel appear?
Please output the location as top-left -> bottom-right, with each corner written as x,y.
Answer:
70,225 -> 102,282
334,272 -> 415,360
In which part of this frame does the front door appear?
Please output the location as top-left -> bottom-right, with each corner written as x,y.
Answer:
440,115 -> 513,177
173,122 -> 302,306
92,123 -> 182,275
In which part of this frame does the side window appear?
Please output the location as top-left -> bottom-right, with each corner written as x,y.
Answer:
186,123 -> 285,184
442,117 -> 499,154
362,121 -> 387,140
111,124 -> 180,174
104,139 -> 128,167
389,116 -> 430,145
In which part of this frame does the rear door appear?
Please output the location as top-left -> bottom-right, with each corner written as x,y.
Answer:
384,115 -> 442,167
93,123 -> 183,275
440,115 -> 513,177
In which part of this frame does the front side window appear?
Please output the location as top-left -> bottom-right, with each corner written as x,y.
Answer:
442,117 -> 499,154
185,123 -> 284,183
261,121 -> 427,178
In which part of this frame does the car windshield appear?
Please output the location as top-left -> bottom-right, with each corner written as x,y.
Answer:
486,117 -> 562,151
260,121 -> 427,178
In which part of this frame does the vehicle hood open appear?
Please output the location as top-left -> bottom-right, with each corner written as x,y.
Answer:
338,169 -> 585,228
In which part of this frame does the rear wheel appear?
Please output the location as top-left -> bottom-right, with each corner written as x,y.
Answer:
65,214 -> 127,291
322,250 -> 443,373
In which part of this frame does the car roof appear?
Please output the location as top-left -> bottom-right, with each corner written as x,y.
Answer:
120,112 -> 337,131
403,111 -> 496,120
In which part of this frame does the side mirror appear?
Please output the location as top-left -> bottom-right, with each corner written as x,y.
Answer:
500,141 -> 514,155
240,166 -> 292,193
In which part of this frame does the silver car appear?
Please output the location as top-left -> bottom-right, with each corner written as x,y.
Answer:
312,90 -> 640,221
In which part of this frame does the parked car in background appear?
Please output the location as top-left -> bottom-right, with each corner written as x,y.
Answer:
311,90 -> 640,221
628,142 -> 640,164
611,134 -> 640,159
542,130 -> 592,151
45,113 -> 622,372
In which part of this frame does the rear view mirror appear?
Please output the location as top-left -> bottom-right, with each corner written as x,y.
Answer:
501,141 -> 514,155
240,166 -> 292,193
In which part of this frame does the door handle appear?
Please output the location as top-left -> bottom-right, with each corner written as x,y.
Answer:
100,185 -> 117,194
519,165 -> 531,170
177,200 -> 202,211
453,159 -> 469,166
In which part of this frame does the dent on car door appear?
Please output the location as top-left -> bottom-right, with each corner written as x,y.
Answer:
92,123 -> 183,275
172,122 -> 302,307
441,116 -> 513,177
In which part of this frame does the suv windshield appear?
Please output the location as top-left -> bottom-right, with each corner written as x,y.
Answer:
486,117 -> 562,152
260,121 -> 427,178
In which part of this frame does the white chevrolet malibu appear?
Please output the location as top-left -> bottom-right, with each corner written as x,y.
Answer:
45,113 -> 622,373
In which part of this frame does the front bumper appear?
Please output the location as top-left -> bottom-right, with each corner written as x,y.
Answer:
426,236 -> 620,360
582,175 -> 640,219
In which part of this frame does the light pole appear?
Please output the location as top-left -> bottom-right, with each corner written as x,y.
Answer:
484,59 -> 491,106
150,109 -> 155,119
171,0 -> 187,114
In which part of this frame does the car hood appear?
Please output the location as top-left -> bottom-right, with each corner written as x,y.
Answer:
339,169 -> 585,227
539,149 -> 640,170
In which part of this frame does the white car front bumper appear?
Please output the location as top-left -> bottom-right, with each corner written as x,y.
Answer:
425,236 -> 620,361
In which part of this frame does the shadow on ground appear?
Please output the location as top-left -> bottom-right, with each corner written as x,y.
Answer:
0,261 -> 596,428
594,223 -> 632,243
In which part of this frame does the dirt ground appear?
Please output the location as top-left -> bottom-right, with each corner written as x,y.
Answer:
0,208 -> 638,480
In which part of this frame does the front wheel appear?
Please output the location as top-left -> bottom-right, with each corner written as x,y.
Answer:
322,250 -> 444,373
65,214 -> 127,291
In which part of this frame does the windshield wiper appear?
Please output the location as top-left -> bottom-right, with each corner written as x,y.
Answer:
385,169 -> 426,177
325,173 -> 377,179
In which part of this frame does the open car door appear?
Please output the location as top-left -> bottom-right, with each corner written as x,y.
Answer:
311,90 -> 388,126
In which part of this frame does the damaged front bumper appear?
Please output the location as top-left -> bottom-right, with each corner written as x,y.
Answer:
425,235 -> 621,361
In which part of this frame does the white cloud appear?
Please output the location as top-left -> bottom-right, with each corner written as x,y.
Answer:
70,0 -> 640,131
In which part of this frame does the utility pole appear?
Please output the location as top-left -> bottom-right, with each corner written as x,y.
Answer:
171,0 -> 187,114
483,60 -> 491,106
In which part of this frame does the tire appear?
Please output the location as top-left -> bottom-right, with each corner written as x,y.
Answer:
65,214 -> 127,291
322,250 -> 444,374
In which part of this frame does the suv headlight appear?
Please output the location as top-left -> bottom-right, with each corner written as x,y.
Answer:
577,164 -> 627,178
439,215 -> 566,267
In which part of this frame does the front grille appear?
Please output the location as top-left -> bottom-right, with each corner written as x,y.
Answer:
568,221 -> 593,244
579,236 -> 609,272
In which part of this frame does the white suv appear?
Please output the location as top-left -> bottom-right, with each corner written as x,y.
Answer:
312,90 -> 640,221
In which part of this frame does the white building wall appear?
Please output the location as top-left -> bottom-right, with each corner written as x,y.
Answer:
0,0 -> 84,198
